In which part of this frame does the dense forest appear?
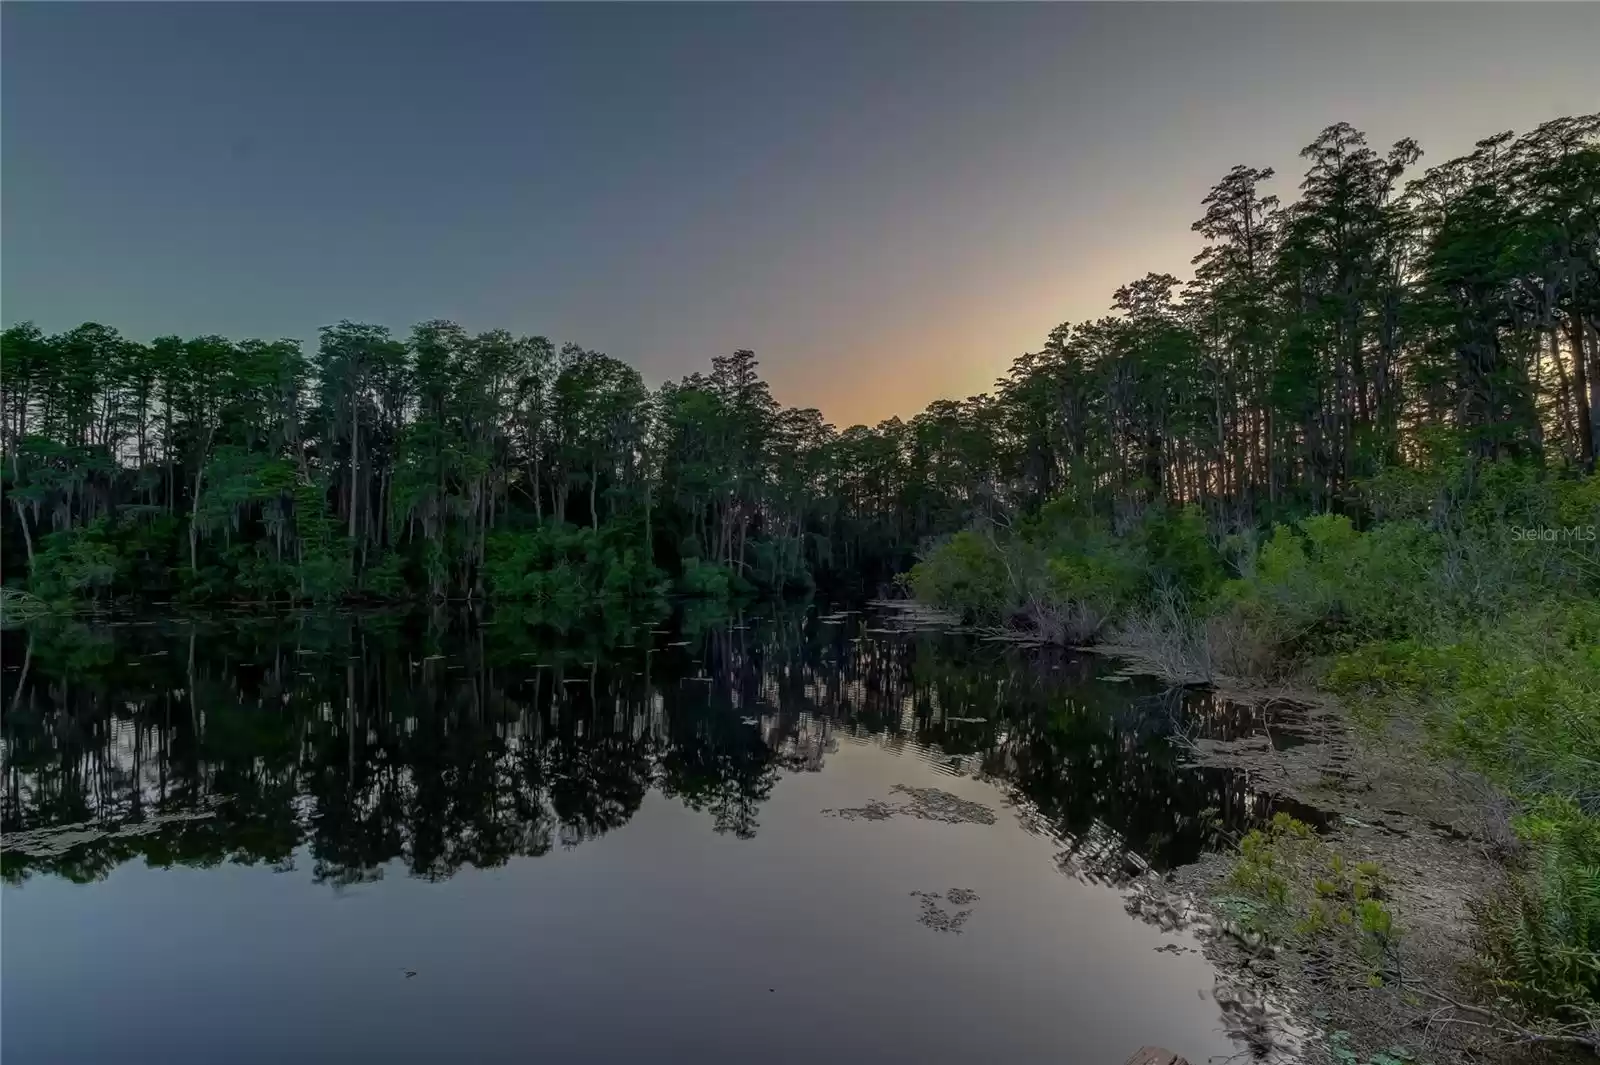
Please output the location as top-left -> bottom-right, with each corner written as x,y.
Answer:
3,114 -> 1597,610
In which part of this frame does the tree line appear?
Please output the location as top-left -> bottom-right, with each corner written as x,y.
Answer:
3,113 -> 1596,603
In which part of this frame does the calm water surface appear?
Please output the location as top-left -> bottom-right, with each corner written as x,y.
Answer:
2,604 -> 1303,1064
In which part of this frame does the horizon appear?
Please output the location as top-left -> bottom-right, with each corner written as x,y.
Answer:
4,3 -> 1597,427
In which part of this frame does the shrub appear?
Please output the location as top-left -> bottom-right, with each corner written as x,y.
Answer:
1226,813 -> 1396,978
292,552 -> 353,603
906,531 -> 1014,620
1218,514 -> 1439,657
1475,799 -> 1600,1022
1332,598 -> 1600,1026
1044,545 -> 1143,615
29,521 -> 121,600
678,557 -> 746,599
1132,504 -> 1225,599
361,551 -> 409,600
484,521 -> 663,610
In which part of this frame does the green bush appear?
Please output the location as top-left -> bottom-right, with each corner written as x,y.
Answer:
1225,813 -> 1396,978
291,551 -> 353,603
1045,548 -> 1142,615
483,521 -> 663,610
1218,514 -> 1439,655
906,531 -> 1014,620
1333,603 -> 1599,807
909,506 -> 1224,631
1131,504 -> 1225,599
677,557 -> 751,600
29,521 -> 122,600
360,551 -> 409,600
1476,799 -> 1600,1021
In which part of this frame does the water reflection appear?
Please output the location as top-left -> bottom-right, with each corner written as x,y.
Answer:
2,605 -> 1307,888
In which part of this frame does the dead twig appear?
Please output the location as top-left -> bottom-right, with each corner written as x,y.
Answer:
1412,987 -> 1600,1055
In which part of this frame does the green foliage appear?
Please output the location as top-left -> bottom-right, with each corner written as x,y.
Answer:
1318,512 -> 1598,1024
1329,603 -> 1599,816
908,508 -> 1222,629
1225,813 -> 1396,979
292,552 -> 352,604
1475,801 -> 1600,1021
484,522 -> 664,612
1131,505 -> 1224,599
360,551 -> 409,600
1045,547 -> 1143,615
1218,515 -> 1439,656
29,522 -> 122,600
906,531 -> 1014,620
676,557 -> 751,600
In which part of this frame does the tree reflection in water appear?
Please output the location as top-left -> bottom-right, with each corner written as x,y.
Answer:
1,605 -> 1313,887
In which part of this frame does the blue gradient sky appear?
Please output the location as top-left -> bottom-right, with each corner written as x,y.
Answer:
4,3 -> 1596,426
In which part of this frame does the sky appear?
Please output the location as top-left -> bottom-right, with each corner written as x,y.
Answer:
4,3 -> 1597,428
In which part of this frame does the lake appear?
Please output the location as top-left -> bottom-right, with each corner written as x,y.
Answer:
2,603 -> 1303,1064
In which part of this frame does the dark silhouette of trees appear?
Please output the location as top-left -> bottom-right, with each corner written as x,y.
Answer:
4,113 -> 1596,601
0,610 -> 1289,887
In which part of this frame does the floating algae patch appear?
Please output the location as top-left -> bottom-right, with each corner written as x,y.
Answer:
909,888 -> 982,933
3,803 -> 223,860
889,785 -> 997,825
821,785 -> 996,826
822,799 -> 900,822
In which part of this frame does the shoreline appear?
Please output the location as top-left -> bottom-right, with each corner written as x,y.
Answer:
1110,661 -> 1526,1065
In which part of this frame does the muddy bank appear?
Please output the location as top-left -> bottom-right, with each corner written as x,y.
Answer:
1132,682 -> 1527,1065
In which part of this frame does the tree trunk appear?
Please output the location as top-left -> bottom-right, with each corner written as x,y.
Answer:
1568,316 -> 1596,471
348,393 -> 359,572
188,629 -> 199,733
11,497 -> 34,572
165,401 -> 175,516
532,454 -> 542,521
1587,316 -> 1600,471
188,424 -> 216,574
1548,323 -> 1579,460
9,634 -> 31,719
